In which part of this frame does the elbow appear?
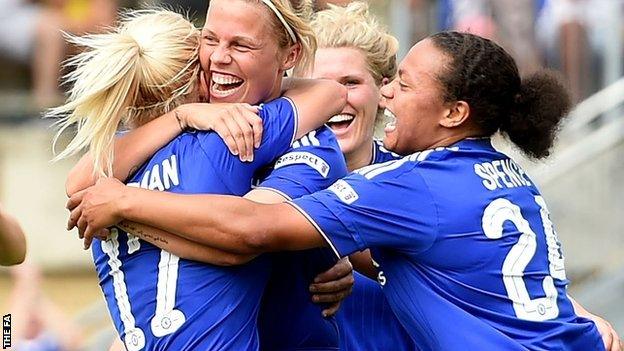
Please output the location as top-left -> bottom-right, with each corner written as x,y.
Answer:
0,251 -> 25,266
217,253 -> 256,266
65,180 -> 78,198
65,169 -> 84,198
182,250 -> 255,267
237,220 -> 274,254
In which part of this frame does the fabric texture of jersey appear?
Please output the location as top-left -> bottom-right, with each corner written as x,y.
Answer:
292,138 -> 605,351
336,139 -> 418,351
92,97 -> 298,351
255,126 -> 348,351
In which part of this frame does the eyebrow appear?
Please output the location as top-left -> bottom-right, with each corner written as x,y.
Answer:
340,74 -> 364,81
201,29 -> 261,47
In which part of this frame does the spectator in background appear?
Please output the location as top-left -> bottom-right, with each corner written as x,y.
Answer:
6,263 -> 84,351
0,203 -> 26,266
445,0 -> 541,75
536,0 -> 623,102
0,0 -> 116,109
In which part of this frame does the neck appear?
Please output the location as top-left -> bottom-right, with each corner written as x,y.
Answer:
426,130 -> 478,150
345,141 -> 374,172
267,73 -> 286,101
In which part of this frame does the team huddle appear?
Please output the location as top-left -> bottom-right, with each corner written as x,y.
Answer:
48,0 -> 618,350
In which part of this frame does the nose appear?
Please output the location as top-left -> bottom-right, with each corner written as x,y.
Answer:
380,80 -> 394,100
211,44 -> 232,65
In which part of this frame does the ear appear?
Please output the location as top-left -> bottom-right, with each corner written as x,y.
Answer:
281,42 -> 302,71
439,100 -> 470,128
381,77 -> 390,86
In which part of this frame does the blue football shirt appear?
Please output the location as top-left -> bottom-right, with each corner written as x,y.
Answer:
92,97 -> 298,351
255,126 -> 348,351
336,140 -> 418,351
292,138 -> 605,351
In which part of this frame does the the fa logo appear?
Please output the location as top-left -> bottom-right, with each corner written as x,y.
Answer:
2,314 -> 10,349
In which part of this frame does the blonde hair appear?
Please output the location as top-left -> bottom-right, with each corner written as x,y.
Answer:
243,0 -> 316,76
311,2 -> 398,85
49,9 -> 200,177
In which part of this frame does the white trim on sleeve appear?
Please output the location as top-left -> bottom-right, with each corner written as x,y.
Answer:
286,201 -> 341,259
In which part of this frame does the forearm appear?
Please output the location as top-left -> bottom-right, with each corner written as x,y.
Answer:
120,188 -> 271,254
66,110 -> 183,196
0,212 -> 26,266
114,190 -> 285,262
283,78 -> 347,139
117,187 -> 323,254
118,221 -> 256,265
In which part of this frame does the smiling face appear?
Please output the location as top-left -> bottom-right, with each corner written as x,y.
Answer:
200,0 -> 293,104
313,47 -> 381,157
380,39 -> 452,155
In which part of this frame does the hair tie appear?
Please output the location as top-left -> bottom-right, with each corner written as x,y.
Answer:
261,0 -> 298,43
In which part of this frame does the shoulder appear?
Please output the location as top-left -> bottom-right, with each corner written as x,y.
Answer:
259,96 -> 298,119
292,126 -> 338,149
273,126 -> 347,179
356,146 -> 458,181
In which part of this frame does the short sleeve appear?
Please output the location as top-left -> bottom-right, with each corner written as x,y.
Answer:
255,97 -> 298,164
256,129 -> 348,199
191,97 -> 298,194
290,167 -> 438,258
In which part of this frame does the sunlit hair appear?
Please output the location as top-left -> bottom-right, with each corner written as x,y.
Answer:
244,0 -> 316,76
311,2 -> 398,86
49,9 -> 200,177
311,1 -> 398,130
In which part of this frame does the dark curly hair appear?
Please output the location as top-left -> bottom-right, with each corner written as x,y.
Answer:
429,31 -> 571,159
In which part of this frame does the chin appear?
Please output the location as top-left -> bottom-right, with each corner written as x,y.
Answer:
336,137 -> 353,154
382,135 -> 397,152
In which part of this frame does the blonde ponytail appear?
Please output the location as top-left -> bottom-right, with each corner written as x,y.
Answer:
49,9 -> 200,177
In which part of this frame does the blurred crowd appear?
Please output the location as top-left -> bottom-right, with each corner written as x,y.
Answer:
434,0 -> 624,103
0,0 -> 622,109
0,0 -> 117,108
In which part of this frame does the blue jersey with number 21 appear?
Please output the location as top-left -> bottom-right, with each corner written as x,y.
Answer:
92,98 -> 298,351
293,138 -> 604,351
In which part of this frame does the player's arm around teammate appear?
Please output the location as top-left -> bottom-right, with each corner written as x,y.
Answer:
64,77 -> 345,197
